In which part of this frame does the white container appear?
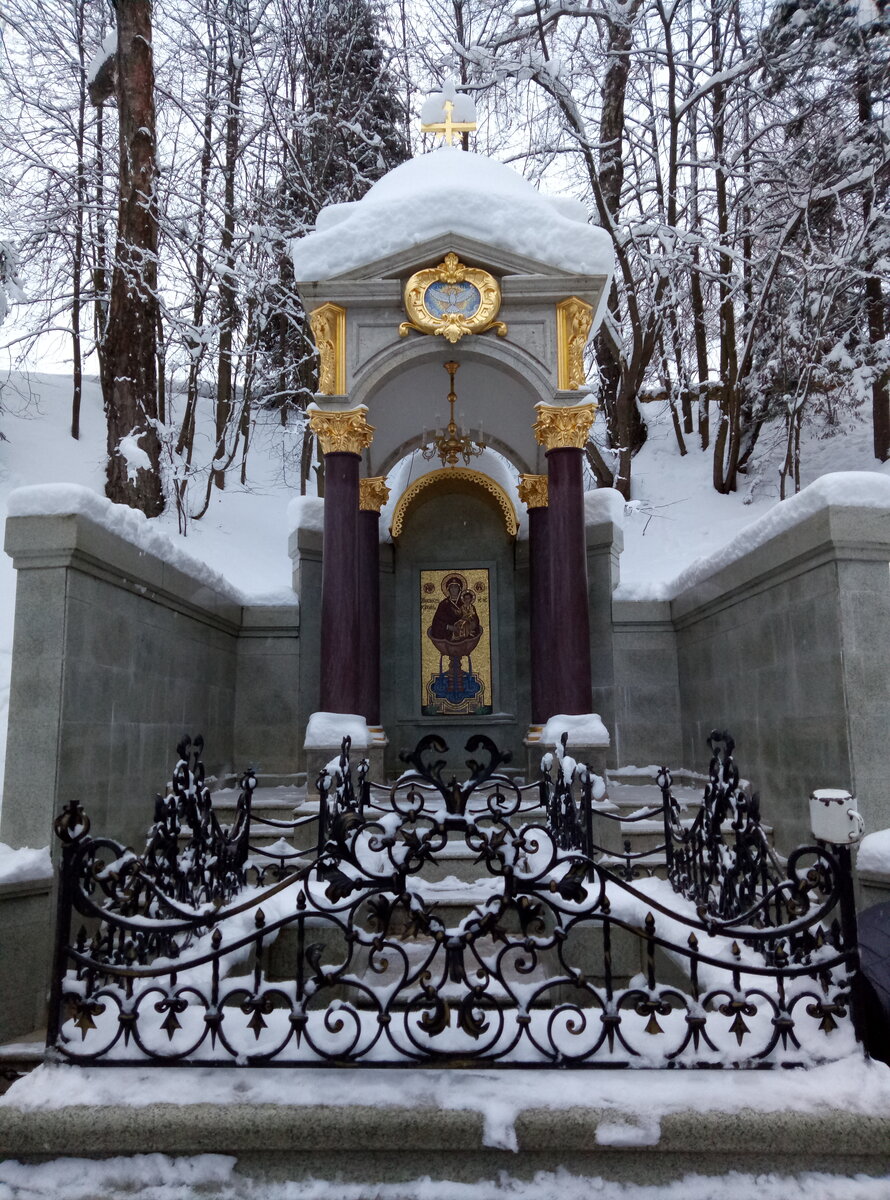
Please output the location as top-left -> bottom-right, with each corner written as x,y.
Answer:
809,789 -> 865,844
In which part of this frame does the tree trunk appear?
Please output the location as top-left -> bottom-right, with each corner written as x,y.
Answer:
71,3 -> 87,441
101,0 -> 163,515
594,0 -> 647,499
213,35 -> 243,491
176,48 -> 217,467
709,0 -> 740,494
93,101 -> 109,352
857,68 -> 890,461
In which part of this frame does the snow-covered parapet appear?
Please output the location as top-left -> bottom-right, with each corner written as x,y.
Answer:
304,711 -> 370,751
7,483 -> 245,603
292,148 -> 613,282
671,472 -> 890,596
616,471 -> 890,604
0,843 -> 52,887
6,483 -> 297,608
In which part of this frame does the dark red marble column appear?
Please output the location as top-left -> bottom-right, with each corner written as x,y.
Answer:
519,475 -> 551,725
310,409 -> 374,715
534,403 -> 595,716
357,477 -> 389,724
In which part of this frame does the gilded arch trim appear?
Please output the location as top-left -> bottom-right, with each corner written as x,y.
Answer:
390,468 -> 519,539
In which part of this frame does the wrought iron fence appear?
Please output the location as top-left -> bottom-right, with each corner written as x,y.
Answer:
46,731 -> 864,1069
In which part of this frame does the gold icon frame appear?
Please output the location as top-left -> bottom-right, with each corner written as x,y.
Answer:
399,253 -> 507,344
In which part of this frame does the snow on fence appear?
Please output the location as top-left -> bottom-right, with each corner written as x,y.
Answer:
46,732 -> 864,1069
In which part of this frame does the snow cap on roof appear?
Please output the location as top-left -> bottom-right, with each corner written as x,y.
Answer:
292,147 -> 614,281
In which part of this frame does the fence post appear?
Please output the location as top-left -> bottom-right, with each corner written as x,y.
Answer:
45,802 -> 85,1049
316,768 -> 329,856
657,767 -> 675,876
834,842 -> 868,1047
582,767 -> 595,880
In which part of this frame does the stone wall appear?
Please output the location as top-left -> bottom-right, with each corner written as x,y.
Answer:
611,598 -> 682,770
1,511 -> 299,851
0,879 -> 52,1042
670,503 -> 890,850
586,514 -> 624,768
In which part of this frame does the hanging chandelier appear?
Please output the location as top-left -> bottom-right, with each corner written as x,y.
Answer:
422,361 -> 485,467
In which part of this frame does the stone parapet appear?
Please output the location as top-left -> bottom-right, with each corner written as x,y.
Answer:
670,502 -> 890,627
4,512 -> 243,633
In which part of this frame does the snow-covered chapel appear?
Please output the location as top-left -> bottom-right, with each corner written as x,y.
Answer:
2,102 -> 890,874
3,83 -> 890,1196
289,144 -> 615,782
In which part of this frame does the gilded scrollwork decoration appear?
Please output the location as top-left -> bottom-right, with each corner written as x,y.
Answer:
517,474 -> 549,509
556,296 -> 594,391
359,477 -> 391,513
308,407 -> 375,456
399,253 -> 508,344
308,302 -> 346,395
533,402 -> 597,451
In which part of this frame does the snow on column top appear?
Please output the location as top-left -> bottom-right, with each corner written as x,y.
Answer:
292,148 -> 614,282
304,711 -> 370,750
584,487 -> 625,529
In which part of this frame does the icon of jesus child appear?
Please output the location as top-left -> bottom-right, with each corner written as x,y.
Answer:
428,574 -> 482,657
453,590 -> 479,641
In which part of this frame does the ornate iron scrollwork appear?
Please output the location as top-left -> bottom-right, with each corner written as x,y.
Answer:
46,731 -> 863,1069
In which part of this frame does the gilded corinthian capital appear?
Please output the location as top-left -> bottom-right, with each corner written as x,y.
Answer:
308,302 -> 346,395
308,407 -> 375,456
556,296 -> 594,391
517,474 -> 548,509
533,402 -> 596,451
359,477 -> 390,512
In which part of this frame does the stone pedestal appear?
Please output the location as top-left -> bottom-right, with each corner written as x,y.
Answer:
525,712 -> 611,785
303,712 -> 388,788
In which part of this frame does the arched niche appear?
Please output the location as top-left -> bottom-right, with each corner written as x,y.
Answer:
352,335 -> 552,478
379,463 -> 529,771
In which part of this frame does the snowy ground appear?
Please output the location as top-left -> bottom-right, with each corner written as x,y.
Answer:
1,1158 -> 890,1200
0,371 -> 887,816
0,1162 -> 889,1200
2,1059 -> 890,1197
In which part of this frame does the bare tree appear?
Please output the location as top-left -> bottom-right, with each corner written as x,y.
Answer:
92,0 -> 164,514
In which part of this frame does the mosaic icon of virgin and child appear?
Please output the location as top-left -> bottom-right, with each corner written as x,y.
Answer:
425,573 -> 488,714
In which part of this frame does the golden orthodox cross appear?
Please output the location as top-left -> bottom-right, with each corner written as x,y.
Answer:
421,99 -> 476,146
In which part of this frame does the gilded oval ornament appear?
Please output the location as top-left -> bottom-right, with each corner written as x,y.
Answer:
399,253 -> 507,344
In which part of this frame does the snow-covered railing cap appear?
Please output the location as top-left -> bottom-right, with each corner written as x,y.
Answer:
809,788 -> 864,845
